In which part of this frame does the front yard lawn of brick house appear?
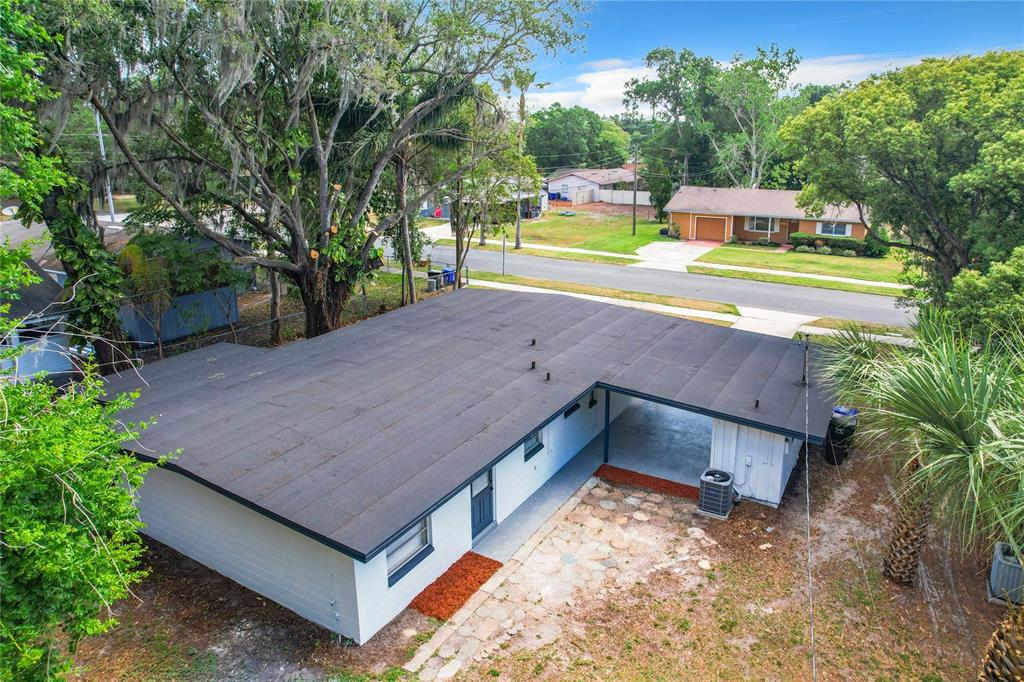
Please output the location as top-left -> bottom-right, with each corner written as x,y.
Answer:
696,242 -> 905,283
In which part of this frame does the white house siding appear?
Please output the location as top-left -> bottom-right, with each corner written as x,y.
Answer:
551,175 -> 600,201
709,419 -> 803,507
1,327 -> 74,380
351,487 -> 472,643
136,467 -> 361,641
493,390 -> 631,523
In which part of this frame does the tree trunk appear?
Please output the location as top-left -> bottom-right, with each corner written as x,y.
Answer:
41,187 -> 133,375
268,268 -> 281,345
979,606 -> 1024,681
882,461 -> 932,586
295,269 -> 347,339
395,152 -> 416,305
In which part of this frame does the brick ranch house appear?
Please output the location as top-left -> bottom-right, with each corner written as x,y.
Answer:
664,186 -> 867,243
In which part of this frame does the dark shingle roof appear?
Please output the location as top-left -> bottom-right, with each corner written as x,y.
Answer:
105,289 -> 833,561
5,260 -> 64,321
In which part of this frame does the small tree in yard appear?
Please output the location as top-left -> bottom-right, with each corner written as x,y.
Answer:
818,309 -> 1024,677
782,51 -> 1024,301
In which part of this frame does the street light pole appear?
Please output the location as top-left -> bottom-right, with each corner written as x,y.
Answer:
631,144 -> 638,237
92,105 -> 116,223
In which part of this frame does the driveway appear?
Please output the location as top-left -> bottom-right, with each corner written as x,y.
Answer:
631,239 -> 719,271
405,477 -> 718,680
426,243 -> 911,326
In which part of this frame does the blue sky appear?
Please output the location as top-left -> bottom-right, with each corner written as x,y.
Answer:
528,1 -> 1024,114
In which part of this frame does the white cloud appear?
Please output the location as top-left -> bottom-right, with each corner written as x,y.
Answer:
792,54 -> 927,86
527,61 -> 653,116
528,52 -> 933,116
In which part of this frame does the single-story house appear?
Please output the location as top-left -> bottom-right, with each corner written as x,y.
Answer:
547,167 -> 637,203
1,260 -> 75,381
664,186 -> 867,243
103,289 -> 832,645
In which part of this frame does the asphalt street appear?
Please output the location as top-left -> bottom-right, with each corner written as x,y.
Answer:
423,243 -> 912,326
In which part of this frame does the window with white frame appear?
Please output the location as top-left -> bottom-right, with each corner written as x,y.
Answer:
386,517 -> 431,583
817,221 -> 851,237
746,216 -> 777,233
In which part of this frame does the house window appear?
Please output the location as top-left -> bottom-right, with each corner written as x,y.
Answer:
386,517 -> 432,585
523,429 -> 544,461
817,222 -> 851,237
747,216 -> 777,233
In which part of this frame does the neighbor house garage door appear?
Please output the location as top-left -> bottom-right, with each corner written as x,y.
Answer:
694,216 -> 728,241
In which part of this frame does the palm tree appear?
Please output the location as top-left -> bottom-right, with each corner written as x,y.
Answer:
818,309 -> 1024,676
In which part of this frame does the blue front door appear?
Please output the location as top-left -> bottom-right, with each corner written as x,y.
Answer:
471,470 -> 494,539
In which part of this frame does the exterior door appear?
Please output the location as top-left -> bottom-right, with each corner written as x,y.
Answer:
694,215 -> 728,241
471,470 -> 494,540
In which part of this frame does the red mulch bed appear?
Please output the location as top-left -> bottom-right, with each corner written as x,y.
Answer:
409,551 -> 502,621
595,464 -> 699,501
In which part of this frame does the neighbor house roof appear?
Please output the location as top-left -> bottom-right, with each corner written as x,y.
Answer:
664,186 -> 863,223
104,289 -> 833,563
548,167 -> 635,186
7,260 -> 64,322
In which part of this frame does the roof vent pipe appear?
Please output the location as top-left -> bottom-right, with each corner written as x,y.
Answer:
754,399 -> 759,409
545,372 -> 550,381
530,360 -> 536,370
531,338 -> 536,346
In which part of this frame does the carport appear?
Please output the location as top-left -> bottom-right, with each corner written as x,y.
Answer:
604,398 -> 711,488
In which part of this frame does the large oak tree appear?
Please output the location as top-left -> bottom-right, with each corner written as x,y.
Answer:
41,0 -> 582,337
782,51 -> 1024,298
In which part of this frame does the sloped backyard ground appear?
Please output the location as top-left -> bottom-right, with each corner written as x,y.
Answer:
71,449 -> 1002,681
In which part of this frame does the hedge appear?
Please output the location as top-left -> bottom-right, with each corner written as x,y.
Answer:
789,232 -> 883,256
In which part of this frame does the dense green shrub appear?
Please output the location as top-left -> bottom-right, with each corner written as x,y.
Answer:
837,249 -> 858,257
789,232 -> 881,256
946,246 -> 1024,339
794,245 -> 815,253
756,237 -> 773,247
816,246 -> 833,255
863,227 -> 891,258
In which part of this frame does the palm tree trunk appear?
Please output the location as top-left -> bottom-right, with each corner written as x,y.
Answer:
979,606 -> 1024,681
882,460 -> 932,586
395,150 -> 416,305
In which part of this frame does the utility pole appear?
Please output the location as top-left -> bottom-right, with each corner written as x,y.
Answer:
92,105 -> 116,223
631,144 -> 638,236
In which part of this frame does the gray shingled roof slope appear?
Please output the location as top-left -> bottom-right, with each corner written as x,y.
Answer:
664,186 -> 862,223
105,289 -> 832,561
6,260 -> 64,321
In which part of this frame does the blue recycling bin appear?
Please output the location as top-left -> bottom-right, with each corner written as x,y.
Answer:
441,267 -> 456,286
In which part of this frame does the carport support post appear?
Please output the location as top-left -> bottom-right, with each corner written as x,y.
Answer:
603,389 -> 610,463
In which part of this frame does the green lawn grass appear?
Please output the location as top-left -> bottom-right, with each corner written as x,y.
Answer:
469,271 -> 738,316
515,211 -> 673,254
93,194 -> 141,213
805,316 -> 910,337
687,265 -> 901,297
696,243 -> 905,283
433,239 -> 637,266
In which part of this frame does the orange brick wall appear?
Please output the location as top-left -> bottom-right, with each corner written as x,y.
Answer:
793,219 -> 868,239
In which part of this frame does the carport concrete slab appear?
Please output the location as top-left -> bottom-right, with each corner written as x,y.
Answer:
608,400 -> 712,486
475,435 -> 603,562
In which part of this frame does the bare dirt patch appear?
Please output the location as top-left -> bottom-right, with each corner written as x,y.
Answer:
549,199 -> 656,220
70,540 -> 436,681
